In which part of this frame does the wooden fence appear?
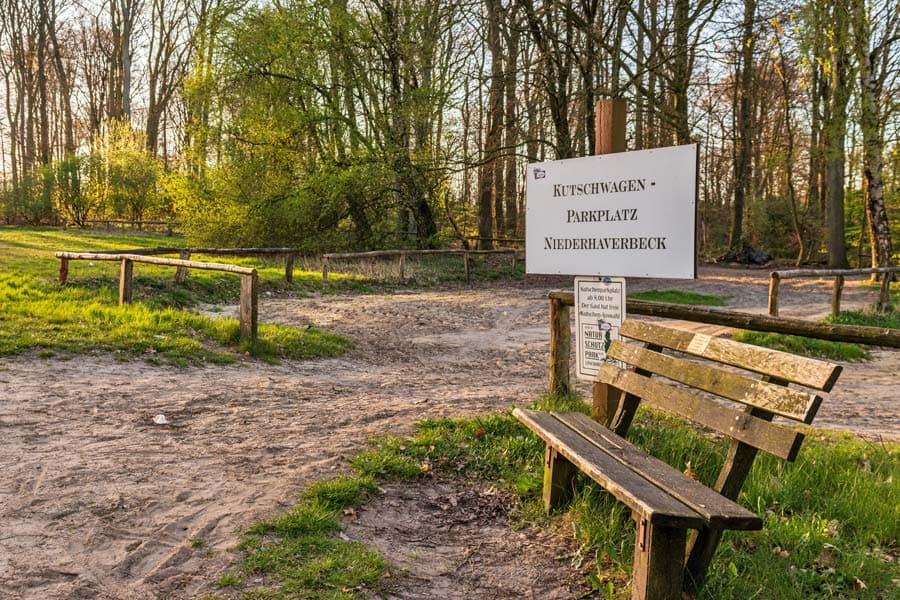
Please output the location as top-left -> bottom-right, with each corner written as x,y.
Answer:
57,247 -> 301,283
767,267 -> 899,316
55,252 -> 259,342
547,291 -> 900,394
321,248 -> 519,282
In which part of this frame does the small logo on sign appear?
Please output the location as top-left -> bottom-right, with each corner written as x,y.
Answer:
533,167 -> 546,180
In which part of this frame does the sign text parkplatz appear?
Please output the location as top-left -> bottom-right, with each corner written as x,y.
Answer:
526,143 -> 697,279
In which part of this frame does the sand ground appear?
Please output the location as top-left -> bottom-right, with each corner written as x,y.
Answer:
0,267 -> 896,599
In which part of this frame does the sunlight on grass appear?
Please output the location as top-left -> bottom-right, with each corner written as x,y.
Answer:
630,289 -> 728,306
0,227 -> 349,365
228,398 -> 899,600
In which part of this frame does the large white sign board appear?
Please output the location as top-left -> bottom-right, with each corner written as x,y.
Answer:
526,144 -> 697,278
575,276 -> 625,381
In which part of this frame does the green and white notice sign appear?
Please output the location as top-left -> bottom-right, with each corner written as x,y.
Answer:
575,276 -> 625,381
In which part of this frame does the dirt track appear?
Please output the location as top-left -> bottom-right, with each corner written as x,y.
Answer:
0,267 -> 897,599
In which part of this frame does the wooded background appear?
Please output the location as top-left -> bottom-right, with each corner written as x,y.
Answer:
0,0 -> 897,268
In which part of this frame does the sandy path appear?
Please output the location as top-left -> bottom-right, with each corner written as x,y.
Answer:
0,267 -> 896,599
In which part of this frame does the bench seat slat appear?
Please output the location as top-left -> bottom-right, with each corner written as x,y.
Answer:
514,408 -> 706,529
598,363 -> 805,461
554,411 -> 762,530
607,342 -> 822,423
619,320 -> 842,392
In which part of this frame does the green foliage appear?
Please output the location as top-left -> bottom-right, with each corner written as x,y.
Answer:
745,194 -> 800,258
87,120 -> 167,223
630,289 -> 728,306
732,330 -> 870,361
175,0 -> 458,252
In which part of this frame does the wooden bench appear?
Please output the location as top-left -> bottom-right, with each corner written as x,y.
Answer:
514,319 -> 842,600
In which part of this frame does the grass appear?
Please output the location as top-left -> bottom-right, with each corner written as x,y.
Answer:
0,227 -> 350,365
630,289 -> 728,306
735,300 -> 900,362
219,394 -> 899,600
732,331 -> 871,362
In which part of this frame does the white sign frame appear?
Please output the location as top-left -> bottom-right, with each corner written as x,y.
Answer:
574,276 -> 625,381
526,143 -> 698,279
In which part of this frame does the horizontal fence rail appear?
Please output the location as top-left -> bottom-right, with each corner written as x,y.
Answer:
321,248 -> 519,282
58,247 -> 301,283
547,291 -> 900,395
55,252 -> 259,342
768,267 -> 899,317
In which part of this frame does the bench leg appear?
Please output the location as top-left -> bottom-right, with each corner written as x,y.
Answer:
631,515 -> 686,600
542,446 -> 577,513
684,527 -> 722,593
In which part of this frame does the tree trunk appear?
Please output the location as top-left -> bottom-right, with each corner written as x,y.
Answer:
729,0 -> 755,250
852,0 -> 895,276
825,7 -> 851,269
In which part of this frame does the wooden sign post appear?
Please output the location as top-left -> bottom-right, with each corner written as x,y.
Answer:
592,99 -> 627,425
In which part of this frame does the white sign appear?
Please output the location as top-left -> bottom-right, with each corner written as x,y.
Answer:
526,144 -> 697,278
575,276 -> 625,381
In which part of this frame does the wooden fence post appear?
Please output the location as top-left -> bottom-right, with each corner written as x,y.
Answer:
174,250 -> 191,283
876,275 -> 891,312
589,98 -> 626,407
285,253 -> 295,283
399,253 -> 406,279
322,256 -> 330,281
768,272 -> 781,316
510,249 -> 517,271
463,252 -> 470,283
548,296 -> 571,394
240,271 -> 258,342
59,257 -> 69,284
831,275 -> 845,316
119,258 -> 134,305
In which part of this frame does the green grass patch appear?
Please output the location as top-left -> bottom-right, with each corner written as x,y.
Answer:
230,395 -> 899,599
630,289 -> 728,306
826,308 -> 900,330
0,226 -> 350,365
732,330 -> 870,362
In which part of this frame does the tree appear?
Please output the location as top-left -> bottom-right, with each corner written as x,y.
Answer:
729,0 -> 757,249
851,0 -> 897,275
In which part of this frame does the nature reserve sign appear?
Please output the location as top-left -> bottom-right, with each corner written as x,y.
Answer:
525,143 -> 698,278
574,276 -> 625,381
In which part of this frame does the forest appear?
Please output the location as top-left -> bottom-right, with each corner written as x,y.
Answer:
0,0 -> 897,268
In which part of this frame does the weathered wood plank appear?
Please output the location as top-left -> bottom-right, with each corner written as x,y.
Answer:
239,272 -> 258,342
543,445 -> 577,512
618,320 -> 841,392
596,363 -> 804,460
607,341 -> 821,423
548,297 -> 571,394
768,272 -> 781,316
54,252 -> 257,275
547,292 -> 900,351
118,258 -> 134,305
555,412 -> 761,530
775,266 -> 900,278
631,518 -> 686,600
831,275 -> 844,316
513,409 -> 705,528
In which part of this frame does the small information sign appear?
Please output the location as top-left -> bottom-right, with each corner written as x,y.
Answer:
575,276 -> 625,381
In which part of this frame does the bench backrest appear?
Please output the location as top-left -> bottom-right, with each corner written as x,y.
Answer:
596,320 -> 843,465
